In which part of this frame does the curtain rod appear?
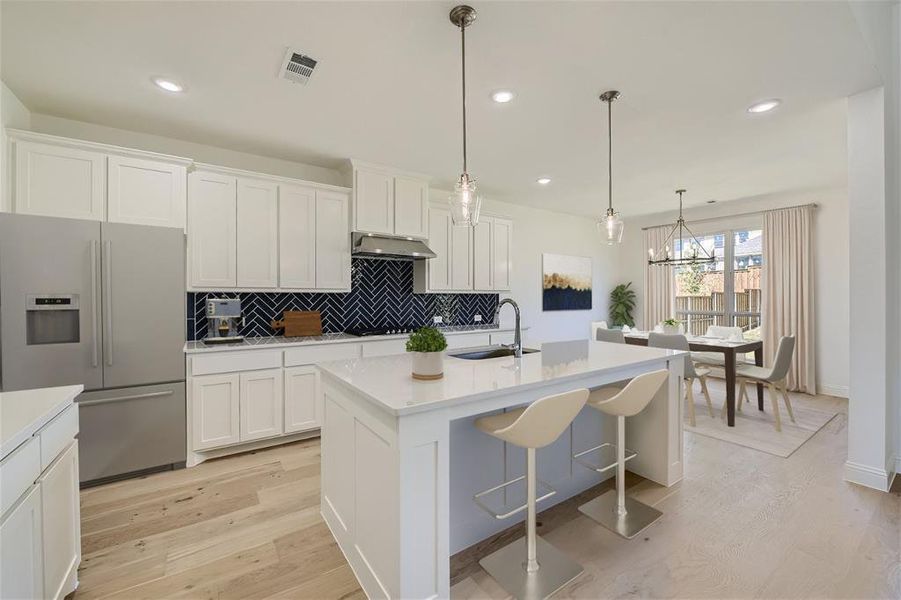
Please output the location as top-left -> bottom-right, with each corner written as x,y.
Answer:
639,202 -> 818,231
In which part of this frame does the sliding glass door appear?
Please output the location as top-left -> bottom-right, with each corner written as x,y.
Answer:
674,229 -> 762,338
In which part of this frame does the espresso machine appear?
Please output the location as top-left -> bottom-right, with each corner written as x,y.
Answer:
205,298 -> 245,344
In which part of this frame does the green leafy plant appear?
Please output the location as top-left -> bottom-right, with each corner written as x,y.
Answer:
609,282 -> 636,327
405,327 -> 448,353
662,318 -> 680,327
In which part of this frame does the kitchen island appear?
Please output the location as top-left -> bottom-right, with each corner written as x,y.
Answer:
317,339 -> 685,599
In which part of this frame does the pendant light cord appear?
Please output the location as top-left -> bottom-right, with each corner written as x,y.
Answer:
607,97 -> 613,213
461,23 -> 467,175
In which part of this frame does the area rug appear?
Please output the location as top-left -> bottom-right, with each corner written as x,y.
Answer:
682,381 -> 839,458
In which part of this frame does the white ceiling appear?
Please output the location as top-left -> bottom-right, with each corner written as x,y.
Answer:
1,1 -> 881,217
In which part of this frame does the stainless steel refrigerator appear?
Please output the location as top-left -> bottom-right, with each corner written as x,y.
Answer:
0,213 -> 186,484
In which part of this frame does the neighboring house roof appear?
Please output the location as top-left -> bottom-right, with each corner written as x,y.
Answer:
735,235 -> 762,257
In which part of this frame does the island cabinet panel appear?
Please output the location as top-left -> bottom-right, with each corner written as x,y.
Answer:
236,178 -> 279,289
191,373 -> 240,450
38,441 -> 81,600
0,484 -> 44,600
284,366 -> 320,433
321,390 -> 356,537
239,369 -> 284,442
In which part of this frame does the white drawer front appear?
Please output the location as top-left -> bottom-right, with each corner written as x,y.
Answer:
39,404 -> 78,471
0,437 -> 40,518
284,343 -> 361,367
446,333 -> 491,350
191,350 -> 282,375
361,339 -> 408,358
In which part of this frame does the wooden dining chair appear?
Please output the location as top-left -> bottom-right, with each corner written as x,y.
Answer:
727,336 -> 796,432
648,332 -> 713,426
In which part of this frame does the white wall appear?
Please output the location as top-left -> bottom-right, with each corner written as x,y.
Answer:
430,190 -> 620,343
27,113 -> 344,187
1,81 -> 32,211
618,186 -> 849,398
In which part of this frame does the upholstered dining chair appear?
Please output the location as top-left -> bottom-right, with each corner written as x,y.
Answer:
648,332 -> 713,426
729,335 -> 797,432
596,328 -> 625,344
591,320 -> 609,341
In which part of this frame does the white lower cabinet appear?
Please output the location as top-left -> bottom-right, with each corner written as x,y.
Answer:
284,366 -> 321,434
0,484 -> 44,600
191,373 -> 241,450
239,369 -> 284,442
38,441 -> 81,600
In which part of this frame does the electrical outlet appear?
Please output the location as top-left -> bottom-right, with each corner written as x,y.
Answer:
433,315 -> 443,324
474,314 -> 482,323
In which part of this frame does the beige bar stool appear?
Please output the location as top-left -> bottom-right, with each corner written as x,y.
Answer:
574,370 -> 669,539
473,388 -> 589,600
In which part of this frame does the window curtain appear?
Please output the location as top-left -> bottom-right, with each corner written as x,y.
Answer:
762,205 -> 815,393
644,225 -> 674,330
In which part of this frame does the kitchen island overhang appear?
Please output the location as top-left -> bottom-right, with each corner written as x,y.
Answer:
317,339 -> 686,600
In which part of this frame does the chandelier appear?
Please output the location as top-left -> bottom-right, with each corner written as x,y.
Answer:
647,189 -> 716,267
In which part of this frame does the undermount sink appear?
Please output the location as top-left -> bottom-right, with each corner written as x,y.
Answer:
449,346 -> 540,360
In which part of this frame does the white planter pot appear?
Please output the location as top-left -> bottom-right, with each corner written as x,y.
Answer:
660,323 -> 681,335
411,351 -> 444,380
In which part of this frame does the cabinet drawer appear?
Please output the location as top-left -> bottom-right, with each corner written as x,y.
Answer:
284,343 -> 361,367
1,437 -> 40,518
361,339 -> 408,358
446,333 -> 491,350
39,404 -> 78,472
191,350 -> 282,375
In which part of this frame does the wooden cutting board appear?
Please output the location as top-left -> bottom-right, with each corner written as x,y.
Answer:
271,311 -> 322,337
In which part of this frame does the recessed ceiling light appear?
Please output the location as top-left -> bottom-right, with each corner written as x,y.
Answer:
747,99 -> 780,113
152,77 -> 184,93
491,90 -> 515,103
536,177 -> 551,185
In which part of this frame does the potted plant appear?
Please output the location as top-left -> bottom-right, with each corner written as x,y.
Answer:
406,326 -> 448,380
660,318 -> 681,334
609,282 -> 636,328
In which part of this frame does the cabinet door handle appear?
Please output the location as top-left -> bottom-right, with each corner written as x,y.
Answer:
91,240 -> 100,368
78,390 -> 174,407
104,240 -> 113,367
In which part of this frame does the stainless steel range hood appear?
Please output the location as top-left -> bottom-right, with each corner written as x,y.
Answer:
352,232 -> 437,260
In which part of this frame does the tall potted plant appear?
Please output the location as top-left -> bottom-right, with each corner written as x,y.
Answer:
609,282 -> 636,327
406,326 -> 448,380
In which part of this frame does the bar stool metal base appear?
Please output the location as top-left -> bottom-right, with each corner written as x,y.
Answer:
479,536 -> 583,600
578,490 -> 663,539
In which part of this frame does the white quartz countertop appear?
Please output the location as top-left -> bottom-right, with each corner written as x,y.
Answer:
0,385 -> 83,459
183,325 -> 521,354
317,339 -> 684,416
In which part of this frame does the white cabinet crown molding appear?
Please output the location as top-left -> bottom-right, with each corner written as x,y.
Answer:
192,161 -> 350,194
344,158 -> 432,183
6,128 -> 192,166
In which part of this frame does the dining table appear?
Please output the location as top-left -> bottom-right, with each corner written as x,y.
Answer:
622,331 -> 764,426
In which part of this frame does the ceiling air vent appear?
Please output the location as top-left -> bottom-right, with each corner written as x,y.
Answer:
280,48 -> 317,85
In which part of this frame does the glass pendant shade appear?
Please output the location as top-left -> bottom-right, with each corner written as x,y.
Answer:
598,208 -> 624,245
449,173 -> 482,227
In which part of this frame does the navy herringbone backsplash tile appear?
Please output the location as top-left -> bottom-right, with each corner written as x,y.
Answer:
188,258 -> 499,340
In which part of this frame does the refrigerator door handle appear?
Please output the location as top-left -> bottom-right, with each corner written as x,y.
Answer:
91,240 -> 100,368
78,390 -> 174,407
104,240 -> 113,367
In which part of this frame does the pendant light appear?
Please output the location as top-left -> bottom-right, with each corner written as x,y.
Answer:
448,5 -> 482,227
647,189 -> 716,267
598,90 -> 624,244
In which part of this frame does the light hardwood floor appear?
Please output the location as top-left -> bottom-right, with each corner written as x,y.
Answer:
75,390 -> 899,599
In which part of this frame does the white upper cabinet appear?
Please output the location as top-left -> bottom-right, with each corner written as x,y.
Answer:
473,216 -> 512,291
9,130 -> 190,228
315,189 -> 351,290
423,205 -> 451,291
107,155 -> 187,229
393,176 -> 429,239
348,160 -> 430,239
14,139 -> 106,221
188,171 -> 237,288
236,178 -> 279,289
279,184 -> 317,289
450,224 -> 473,290
354,168 -> 394,235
